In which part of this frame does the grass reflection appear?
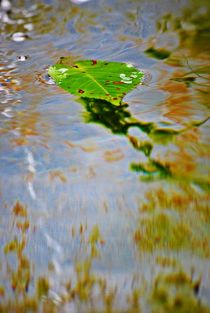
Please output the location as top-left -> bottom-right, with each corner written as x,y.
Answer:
1,202 -> 210,313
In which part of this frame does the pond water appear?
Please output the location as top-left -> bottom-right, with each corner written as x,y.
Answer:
0,0 -> 210,312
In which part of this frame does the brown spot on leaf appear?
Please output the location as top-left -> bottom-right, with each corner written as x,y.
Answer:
114,81 -> 124,85
92,60 -> 97,65
78,89 -> 85,94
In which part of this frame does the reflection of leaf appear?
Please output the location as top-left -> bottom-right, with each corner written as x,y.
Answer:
82,98 -> 154,135
145,47 -> 171,60
131,157 -> 210,190
149,128 -> 179,144
48,58 -> 144,106
130,160 -> 172,181
128,136 -> 153,157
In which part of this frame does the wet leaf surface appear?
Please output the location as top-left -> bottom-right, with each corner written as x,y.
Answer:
48,58 -> 144,105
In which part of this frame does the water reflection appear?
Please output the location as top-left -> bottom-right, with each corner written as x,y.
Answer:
0,0 -> 210,312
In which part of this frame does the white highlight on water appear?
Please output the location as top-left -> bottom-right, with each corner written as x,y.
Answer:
27,150 -> 36,173
12,32 -> 27,42
28,182 -> 36,199
1,108 -> 12,118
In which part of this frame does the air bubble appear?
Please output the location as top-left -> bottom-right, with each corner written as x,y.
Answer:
12,32 -> 27,42
17,55 -> 28,62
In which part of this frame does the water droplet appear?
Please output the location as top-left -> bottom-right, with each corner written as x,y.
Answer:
121,76 -> 132,81
58,68 -> 68,73
121,80 -> 132,84
12,32 -> 27,42
120,74 -> 132,81
17,55 -> 28,62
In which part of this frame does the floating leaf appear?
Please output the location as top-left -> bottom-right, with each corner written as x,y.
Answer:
48,58 -> 144,106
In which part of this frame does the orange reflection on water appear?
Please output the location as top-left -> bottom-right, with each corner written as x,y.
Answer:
160,73 -> 193,124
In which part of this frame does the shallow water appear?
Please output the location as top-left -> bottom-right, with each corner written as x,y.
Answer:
0,0 -> 210,312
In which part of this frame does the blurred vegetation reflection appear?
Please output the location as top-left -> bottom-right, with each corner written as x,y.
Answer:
0,0 -> 210,312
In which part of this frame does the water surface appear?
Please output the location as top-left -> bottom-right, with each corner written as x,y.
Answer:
0,0 -> 210,312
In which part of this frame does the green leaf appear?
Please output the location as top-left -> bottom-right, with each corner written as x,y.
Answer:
48,58 -> 144,106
